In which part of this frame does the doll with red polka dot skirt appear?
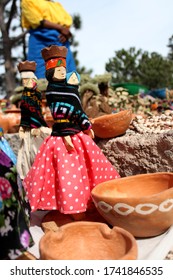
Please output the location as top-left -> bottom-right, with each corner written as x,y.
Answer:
23,45 -> 120,221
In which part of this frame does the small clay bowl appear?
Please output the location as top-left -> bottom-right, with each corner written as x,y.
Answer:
39,221 -> 138,260
90,109 -> 132,138
91,172 -> 173,237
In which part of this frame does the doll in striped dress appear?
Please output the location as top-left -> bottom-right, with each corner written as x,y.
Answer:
17,61 -> 51,179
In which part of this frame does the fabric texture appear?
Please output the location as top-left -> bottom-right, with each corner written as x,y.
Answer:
21,0 -> 72,29
23,133 -> 120,214
0,149 -> 34,260
17,126 -> 52,180
21,0 -> 75,78
46,81 -> 91,136
17,85 -> 51,180
20,87 -> 48,128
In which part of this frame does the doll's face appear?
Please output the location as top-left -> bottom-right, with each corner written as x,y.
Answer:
53,66 -> 66,81
22,78 -> 37,89
67,73 -> 79,85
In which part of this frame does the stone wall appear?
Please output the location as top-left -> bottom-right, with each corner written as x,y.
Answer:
96,130 -> 173,177
5,130 -> 173,177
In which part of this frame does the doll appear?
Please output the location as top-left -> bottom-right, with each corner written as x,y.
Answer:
23,45 -> 120,220
16,60 -> 51,179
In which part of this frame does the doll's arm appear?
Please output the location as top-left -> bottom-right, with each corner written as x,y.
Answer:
63,136 -> 74,151
83,129 -> 94,139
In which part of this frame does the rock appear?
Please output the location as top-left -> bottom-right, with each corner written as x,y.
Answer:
95,130 -> 173,177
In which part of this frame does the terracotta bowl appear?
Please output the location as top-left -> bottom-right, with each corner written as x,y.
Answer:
90,109 -> 132,138
0,110 -> 21,133
91,172 -> 173,237
39,221 -> 137,260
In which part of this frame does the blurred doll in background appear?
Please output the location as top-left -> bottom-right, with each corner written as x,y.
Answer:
17,60 -> 51,180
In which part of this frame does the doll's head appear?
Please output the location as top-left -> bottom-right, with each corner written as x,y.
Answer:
66,71 -> 80,86
21,77 -> 37,89
45,65 -> 66,82
41,45 -> 68,82
17,60 -> 37,89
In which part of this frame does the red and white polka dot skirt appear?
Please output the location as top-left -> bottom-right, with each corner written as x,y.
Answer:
23,132 -> 120,214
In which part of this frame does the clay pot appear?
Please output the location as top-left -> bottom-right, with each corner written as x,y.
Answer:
41,99 -> 47,115
91,172 -> 173,237
4,108 -> 21,133
44,114 -> 54,128
90,109 -> 132,138
1,109 -> 20,133
39,221 -> 138,260
42,100 -> 54,127
0,112 -> 10,133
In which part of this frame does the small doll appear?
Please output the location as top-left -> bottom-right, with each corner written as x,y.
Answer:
23,45 -> 120,221
62,71 -> 81,151
17,60 -> 51,179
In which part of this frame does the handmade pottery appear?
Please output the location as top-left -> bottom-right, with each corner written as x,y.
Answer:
0,113 -> 10,133
90,109 -> 132,138
91,172 -> 173,237
42,99 -> 54,127
39,221 -> 138,260
0,107 -> 21,133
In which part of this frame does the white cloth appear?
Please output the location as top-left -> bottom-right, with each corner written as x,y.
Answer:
17,126 -> 51,179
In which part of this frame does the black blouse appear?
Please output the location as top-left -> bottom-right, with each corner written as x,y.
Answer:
20,87 -> 48,128
46,82 -> 92,136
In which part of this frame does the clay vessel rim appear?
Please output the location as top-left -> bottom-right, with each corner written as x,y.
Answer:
56,221 -> 109,229
4,109 -> 21,113
51,221 -> 137,244
92,172 -> 173,199
91,109 -> 132,122
48,220 -> 137,239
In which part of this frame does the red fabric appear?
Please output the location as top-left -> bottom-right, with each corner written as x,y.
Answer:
23,132 -> 120,214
